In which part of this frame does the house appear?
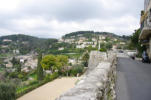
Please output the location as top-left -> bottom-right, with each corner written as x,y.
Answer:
92,38 -> 97,42
1,45 -> 8,48
69,59 -> 76,65
113,38 -> 118,41
99,35 -> 106,40
3,39 -> 12,42
58,38 -> 64,43
76,44 -> 86,49
64,39 -> 75,43
79,37 -> 86,40
58,47 -> 64,50
139,0 -> 151,59
83,42 -> 94,45
6,63 -> 13,68
13,49 -> 20,54
120,42 -> 126,45
112,45 -> 117,51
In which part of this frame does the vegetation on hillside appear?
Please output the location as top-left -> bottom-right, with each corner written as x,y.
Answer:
0,34 -> 58,54
63,31 -> 130,40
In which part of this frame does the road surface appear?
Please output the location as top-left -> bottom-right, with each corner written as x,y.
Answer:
116,54 -> 151,100
17,77 -> 78,100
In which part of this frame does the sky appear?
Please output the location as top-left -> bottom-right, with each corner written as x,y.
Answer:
0,0 -> 144,38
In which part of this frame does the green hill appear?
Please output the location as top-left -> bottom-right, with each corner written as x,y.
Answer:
0,34 -> 58,54
63,31 -> 130,40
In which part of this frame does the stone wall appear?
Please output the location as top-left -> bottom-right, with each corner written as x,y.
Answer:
56,51 -> 117,100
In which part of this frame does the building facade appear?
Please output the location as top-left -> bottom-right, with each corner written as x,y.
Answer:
140,0 -> 151,59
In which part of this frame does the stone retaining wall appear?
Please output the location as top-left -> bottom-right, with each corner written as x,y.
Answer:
57,51 -> 117,100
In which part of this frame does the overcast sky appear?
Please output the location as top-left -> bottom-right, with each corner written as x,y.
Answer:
0,0 -> 143,38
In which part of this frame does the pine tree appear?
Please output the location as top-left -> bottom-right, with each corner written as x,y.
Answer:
37,52 -> 44,81
82,52 -> 89,67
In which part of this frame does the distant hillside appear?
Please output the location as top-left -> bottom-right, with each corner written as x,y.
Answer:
0,34 -> 58,54
63,31 -> 130,40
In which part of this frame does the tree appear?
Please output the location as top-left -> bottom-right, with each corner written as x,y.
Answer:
130,29 -> 145,56
82,52 -> 89,67
56,55 -> 68,72
15,63 -> 21,72
37,52 -> 44,81
0,82 -> 16,100
41,55 -> 68,73
41,55 -> 56,72
11,57 -> 21,73
106,42 -> 112,50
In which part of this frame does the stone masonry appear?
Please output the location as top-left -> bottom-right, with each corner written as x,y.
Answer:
56,51 -> 117,100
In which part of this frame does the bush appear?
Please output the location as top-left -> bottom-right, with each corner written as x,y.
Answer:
99,48 -> 107,52
18,73 -> 24,79
69,64 -> 84,76
50,72 -> 59,80
44,72 -> 59,82
0,82 -> 16,100
44,74 -> 51,82
28,80 -> 39,86
9,72 -> 18,78
16,72 -> 59,98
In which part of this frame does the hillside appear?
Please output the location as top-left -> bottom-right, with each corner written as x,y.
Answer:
0,34 -> 58,54
63,31 -> 130,41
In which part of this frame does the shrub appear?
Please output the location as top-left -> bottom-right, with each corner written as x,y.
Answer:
99,48 -> 107,52
44,74 -> 51,82
28,80 -> 39,86
9,72 -> 18,78
50,72 -> 59,80
69,64 -> 84,76
0,82 -> 16,100
18,73 -> 24,79
44,72 -> 59,82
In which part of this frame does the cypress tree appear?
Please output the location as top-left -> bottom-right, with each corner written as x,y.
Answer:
37,52 -> 44,81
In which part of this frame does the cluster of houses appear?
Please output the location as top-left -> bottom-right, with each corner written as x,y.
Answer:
0,39 -> 20,54
59,35 -> 120,49
3,54 -> 37,72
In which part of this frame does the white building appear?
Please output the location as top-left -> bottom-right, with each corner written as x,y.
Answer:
99,35 -> 106,40
3,39 -> 12,42
120,42 -> 126,45
58,47 -> 64,50
92,38 -> 97,42
69,59 -> 76,65
13,50 -> 20,54
76,44 -> 86,49
64,39 -> 75,43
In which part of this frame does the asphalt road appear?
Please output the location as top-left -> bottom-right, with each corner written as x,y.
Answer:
116,56 -> 151,100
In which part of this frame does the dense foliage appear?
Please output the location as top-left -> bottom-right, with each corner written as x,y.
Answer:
0,34 -> 58,54
67,64 -> 84,76
63,31 -> 124,39
0,82 -> 16,100
41,55 -> 68,73
129,29 -> 145,56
